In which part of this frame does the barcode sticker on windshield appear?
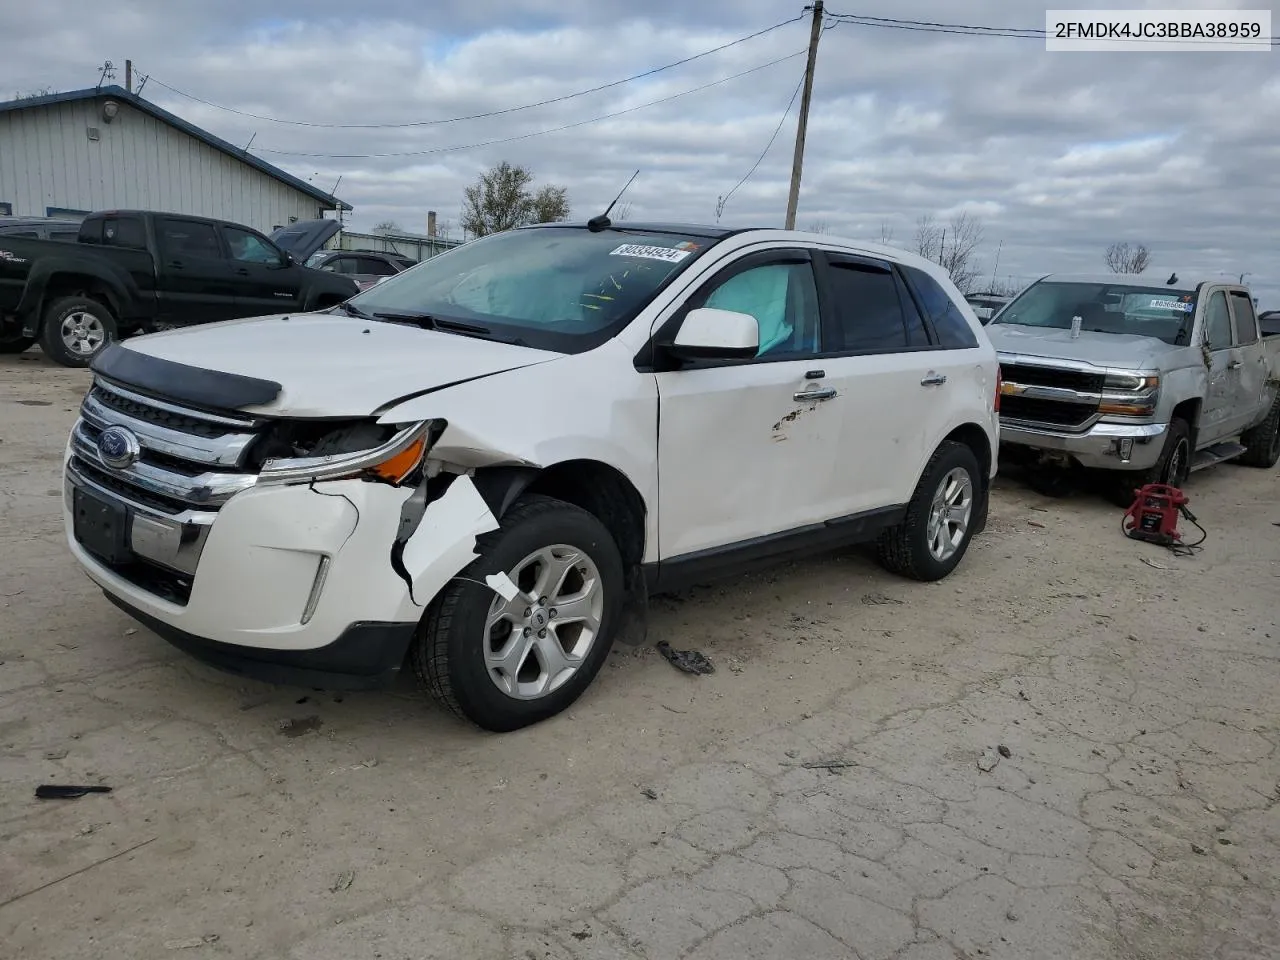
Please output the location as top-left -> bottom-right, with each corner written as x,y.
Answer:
1148,298 -> 1194,312
610,244 -> 691,263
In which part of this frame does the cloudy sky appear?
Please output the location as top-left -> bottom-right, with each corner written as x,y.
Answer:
5,0 -> 1276,306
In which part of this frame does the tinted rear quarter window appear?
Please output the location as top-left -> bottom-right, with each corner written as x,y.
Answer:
103,217 -> 146,250
1229,292 -> 1258,345
903,266 -> 979,348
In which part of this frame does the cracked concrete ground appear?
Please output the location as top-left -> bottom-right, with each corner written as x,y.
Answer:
2,352 -> 1278,960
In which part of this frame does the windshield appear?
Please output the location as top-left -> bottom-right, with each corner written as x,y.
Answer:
344,226 -> 717,352
992,280 -> 1197,345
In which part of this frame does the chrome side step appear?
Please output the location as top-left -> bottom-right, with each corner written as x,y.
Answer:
1190,441 -> 1247,472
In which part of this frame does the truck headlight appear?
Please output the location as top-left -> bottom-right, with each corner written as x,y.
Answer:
1099,373 -> 1159,417
258,421 -> 431,486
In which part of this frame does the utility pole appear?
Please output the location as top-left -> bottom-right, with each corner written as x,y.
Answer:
784,0 -> 823,230
125,60 -> 132,93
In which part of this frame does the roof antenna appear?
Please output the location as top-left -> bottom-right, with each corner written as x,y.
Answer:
588,170 -> 639,232
1166,272 -> 1178,285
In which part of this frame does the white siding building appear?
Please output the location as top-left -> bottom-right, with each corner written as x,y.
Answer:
0,85 -> 350,233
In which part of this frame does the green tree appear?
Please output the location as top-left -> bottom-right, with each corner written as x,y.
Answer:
461,161 -> 570,237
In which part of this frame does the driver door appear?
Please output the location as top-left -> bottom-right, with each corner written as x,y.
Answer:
652,249 -> 844,566
222,225 -> 303,317
1199,288 -> 1235,444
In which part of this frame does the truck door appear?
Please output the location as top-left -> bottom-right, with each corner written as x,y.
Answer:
154,218 -> 239,324
1199,289 -> 1236,444
222,224 -> 303,317
1227,290 -> 1267,435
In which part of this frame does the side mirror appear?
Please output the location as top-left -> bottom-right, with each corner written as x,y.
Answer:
662,307 -> 759,363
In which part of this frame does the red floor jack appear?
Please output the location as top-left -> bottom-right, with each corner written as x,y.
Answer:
1122,483 -> 1206,556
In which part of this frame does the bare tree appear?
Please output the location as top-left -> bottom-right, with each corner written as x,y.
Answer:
915,212 -> 985,294
461,161 -> 571,238
612,201 -> 633,221
1104,242 -> 1151,274
373,220 -> 401,233
806,220 -> 832,235
877,221 -> 895,245
14,86 -> 55,99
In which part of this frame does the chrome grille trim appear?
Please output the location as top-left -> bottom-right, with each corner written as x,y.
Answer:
94,377 -> 258,429
81,390 -> 258,468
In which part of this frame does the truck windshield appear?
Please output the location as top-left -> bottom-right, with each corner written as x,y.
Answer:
992,280 -> 1197,345
343,226 -> 717,352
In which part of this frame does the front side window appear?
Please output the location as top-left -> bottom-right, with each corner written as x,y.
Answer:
223,227 -> 281,265
159,219 -> 222,260
697,261 -> 821,358
1204,291 -> 1232,351
349,226 -> 719,352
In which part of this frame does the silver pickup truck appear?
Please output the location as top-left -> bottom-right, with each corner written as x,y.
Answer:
986,274 -> 1280,496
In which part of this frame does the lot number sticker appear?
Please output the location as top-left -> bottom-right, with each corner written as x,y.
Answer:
1148,298 -> 1194,313
610,244 -> 691,263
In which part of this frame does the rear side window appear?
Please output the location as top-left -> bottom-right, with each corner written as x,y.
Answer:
826,260 -> 926,353
103,217 -> 146,250
902,266 -> 979,349
358,257 -> 398,276
158,219 -> 222,260
1229,292 -> 1258,345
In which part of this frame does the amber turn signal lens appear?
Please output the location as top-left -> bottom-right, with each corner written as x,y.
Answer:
367,435 -> 426,484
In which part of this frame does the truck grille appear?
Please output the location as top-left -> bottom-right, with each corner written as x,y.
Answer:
997,357 -> 1103,432
67,378 -> 265,603
999,363 -> 1105,394
998,396 -> 1098,429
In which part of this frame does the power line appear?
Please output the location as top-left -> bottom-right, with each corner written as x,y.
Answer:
143,14 -> 806,130
717,71 -> 806,220
252,51 -> 806,159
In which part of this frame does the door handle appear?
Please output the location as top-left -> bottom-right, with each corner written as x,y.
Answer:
920,373 -> 948,386
235,268 -> 250,276
794,387 -> 837,402
168,260 -> 185,269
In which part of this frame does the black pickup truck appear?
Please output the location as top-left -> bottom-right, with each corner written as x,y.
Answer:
0,211 -> 359,366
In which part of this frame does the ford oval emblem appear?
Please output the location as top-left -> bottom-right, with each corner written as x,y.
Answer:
97,425 -> 141,470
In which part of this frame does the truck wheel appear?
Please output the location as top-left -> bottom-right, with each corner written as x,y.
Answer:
1106,417 -> 1192,506
1237,396 -> 1280,468
40,296 -> 117,367
877,441 -> 982,582
411,494 -> 624,732
0,331 -> 37,354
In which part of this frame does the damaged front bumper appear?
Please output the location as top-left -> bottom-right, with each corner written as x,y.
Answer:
64,446 -> 500,689
998,419 -> 1168,471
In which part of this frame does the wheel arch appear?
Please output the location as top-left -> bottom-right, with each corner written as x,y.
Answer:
471,459 -> 647,570
937,422 -> 993,533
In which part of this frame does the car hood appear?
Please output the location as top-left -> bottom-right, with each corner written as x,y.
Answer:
269,219 -> 343,260
106,313 -> 560,418
986,323 -> 1185,369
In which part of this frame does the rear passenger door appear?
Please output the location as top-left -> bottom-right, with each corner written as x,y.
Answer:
816,255 -> 984,514
1226,291 -> 1267,434
154,218 -> 238,324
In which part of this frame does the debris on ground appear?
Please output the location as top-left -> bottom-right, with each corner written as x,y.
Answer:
35,785 -> 111,800
1217,837 -> 1232,846
1027,520 -> 1046,529
998,744 -> 1013,758
329,870 -> 355,893
164,935 -> 219,950
278,716 -> 323,737
977,752 -> 1000,773
1191,843 -> 1207,855
861,593 -> 904,605
1140,557 -> 1169,570
802,759 -> 858,773
43,749 -> 68,761
640,788 -> 658,800
655,641 -> 714,675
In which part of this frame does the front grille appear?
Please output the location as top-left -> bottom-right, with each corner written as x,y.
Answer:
69,378 -> 266,598
1000,396 -> 1097,428
1000,363 -> 1105,393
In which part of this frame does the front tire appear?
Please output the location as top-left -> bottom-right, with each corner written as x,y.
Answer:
877,441 -> 982,582
412,494 -> 624,732
40,296 -> 117,367
1106,417 -> 1191,506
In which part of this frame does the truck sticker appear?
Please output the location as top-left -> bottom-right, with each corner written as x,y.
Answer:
0,249 -> 28,264
1148,298 -> 1194,312
609,244 -> 691,263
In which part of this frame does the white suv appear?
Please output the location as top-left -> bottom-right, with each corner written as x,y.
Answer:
64,222 -> 1000,730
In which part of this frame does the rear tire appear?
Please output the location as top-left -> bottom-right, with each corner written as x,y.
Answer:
1237,396 -> 1280,468
411,494 -> 624,732
877,441 -> 982,582
39,296 -> 117,367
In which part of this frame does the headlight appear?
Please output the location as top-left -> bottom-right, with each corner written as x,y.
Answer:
258,421 -> 430,486
1104,373 -> 1159,391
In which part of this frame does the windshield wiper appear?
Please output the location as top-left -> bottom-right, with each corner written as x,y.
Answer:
332,301 -> 374,320
370,311 -> 527,346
